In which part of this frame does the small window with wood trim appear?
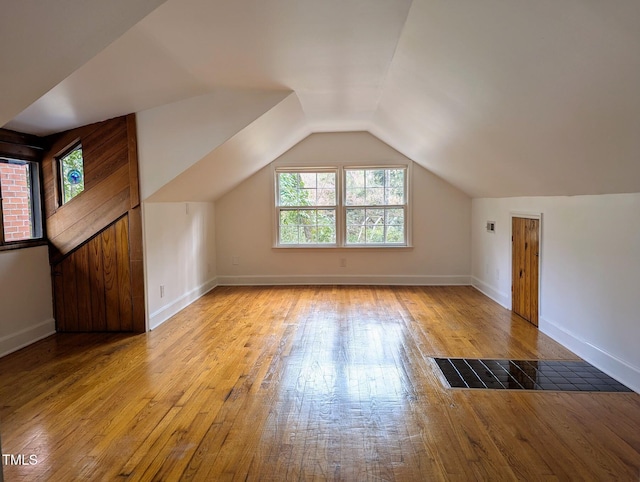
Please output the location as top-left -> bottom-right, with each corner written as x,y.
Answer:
0,157 -> 44,246
58,143 -> 85,204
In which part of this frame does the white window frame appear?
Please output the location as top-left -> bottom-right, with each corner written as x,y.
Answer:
273,164 -> 411,248
274,167 -> 339,247
342,165 -> 409,247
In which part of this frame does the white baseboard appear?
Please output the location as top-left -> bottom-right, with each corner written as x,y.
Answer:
149,277 -> 218,330
216,274 -> 471,286
540,315 -> 640,394
471,276 -> 509,308
0,318 -> 56,358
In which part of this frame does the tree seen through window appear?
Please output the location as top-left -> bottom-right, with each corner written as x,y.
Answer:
276,166 -> 407,247
278,171 -> 336,244
60,145 -> 84,204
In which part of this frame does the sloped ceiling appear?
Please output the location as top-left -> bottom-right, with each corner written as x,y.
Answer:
136,88 -> 294,200
372,0 -> 640,197
3,0 -> 640,199
0,0 -> 168,128
144,92 -> 309,202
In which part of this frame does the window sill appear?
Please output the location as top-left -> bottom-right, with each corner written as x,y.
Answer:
273,245 -> 414,250
0,239 -> 47,252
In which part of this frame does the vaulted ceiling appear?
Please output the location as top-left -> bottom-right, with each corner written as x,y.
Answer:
3,0 -> 640,199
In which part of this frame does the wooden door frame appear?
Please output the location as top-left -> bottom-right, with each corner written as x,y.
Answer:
509,212 -> 542,323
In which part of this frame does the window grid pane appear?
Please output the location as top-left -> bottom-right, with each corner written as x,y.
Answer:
346,207 -> 405,245
279,208 -> 337,245
345,169 -> 405,206
278,172 -> 336,207
344,167 -> 406,245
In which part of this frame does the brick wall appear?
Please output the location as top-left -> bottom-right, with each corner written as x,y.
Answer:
0,162 -> 32,241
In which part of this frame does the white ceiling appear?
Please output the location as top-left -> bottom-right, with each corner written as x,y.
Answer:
372,0 -> 640,197
3,0 -> 640,199
0,0 -> 167,129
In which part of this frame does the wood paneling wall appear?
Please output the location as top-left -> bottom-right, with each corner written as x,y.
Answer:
0,129 -> 44,163
44,115 -> 145,332
52,216 -> 133,332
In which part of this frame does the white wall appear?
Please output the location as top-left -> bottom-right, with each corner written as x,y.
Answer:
0,246 -> 54,357
143,202 -> 217,329
472,194 -> 640,392
216,132 -> 471,285
137,89 -> 291,200
145,93 -> 309,204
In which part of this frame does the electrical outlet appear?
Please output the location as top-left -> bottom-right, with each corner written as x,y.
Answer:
496,268 -> 500,281
160,285 -> 165,298
340,258 -> 347,268
232,256 -> 240,266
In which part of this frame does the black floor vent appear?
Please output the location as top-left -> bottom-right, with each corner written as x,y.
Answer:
434,358 -> 632,392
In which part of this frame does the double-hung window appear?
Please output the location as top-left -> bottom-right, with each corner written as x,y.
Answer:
275,165 -> 409,247
344,167 -> 406,246
276,169 -> 337,246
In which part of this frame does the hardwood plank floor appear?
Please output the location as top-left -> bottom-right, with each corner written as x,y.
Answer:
1,286 -> 638,480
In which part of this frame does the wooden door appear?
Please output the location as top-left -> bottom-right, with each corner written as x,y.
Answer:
512,217 -> 539,326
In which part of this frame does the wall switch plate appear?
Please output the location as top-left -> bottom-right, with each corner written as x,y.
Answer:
232,256 -> 240,265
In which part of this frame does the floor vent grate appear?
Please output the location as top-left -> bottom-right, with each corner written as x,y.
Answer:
434,358 -> 632,392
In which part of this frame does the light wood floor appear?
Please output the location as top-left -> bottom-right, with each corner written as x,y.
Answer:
1,286 -> 639,481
